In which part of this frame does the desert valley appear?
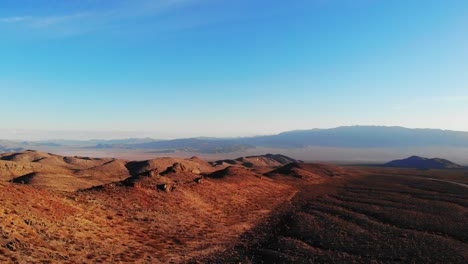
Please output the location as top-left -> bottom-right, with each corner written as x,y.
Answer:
2,1 -> 468,263
0,150 -> 466,263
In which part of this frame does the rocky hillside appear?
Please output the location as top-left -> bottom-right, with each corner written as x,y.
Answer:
0,151 -> 299,192
0,150 -> 219,192
211,154 -> 296,168
3,150 -> 456,263
0,151 -> 315,263
266,162 -> 357,183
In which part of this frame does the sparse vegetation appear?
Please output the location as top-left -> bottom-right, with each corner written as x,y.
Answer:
207,171 -> 468,263
0,151 -> 467,263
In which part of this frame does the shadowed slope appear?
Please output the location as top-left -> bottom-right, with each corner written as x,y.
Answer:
211,154 -> 296,173
0,151 -> 126,191
74,159 -> 130,179
10,172 -> 106,192
0,150 -> 112,170
237,154 -> 297,167
206,166 -> 261,179
0,160 -> 72,182
208,172 -> 468,263
0,159 -> 295,263
126,157 -> 215,176
266,162 -> 357,183
384,156 -> 464,169
1,151 -> 297,192
1,150 -> 465,263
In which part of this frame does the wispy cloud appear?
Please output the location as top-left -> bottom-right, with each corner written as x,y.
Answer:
0,0 -> 202,36
29,13 -> 89,28
0,16 -> 28,23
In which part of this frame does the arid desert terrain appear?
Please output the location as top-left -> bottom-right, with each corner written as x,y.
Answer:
0,150 -> 467,263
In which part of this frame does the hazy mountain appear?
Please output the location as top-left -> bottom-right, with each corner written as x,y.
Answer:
90,126 -> 468,151
0,140 -> 24,153
239,126 -> 468,148
126,138 -> 254,154
384,156 -> 464,169
36,138 -> 158,146
4,126 -> 468,158
211,154 -> 296,168
0,146 -> 23,153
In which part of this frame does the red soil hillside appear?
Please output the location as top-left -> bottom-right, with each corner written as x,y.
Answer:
1,150 -> 465,263
1,150 -> 114,170
74,159 -> 129,179
0,151 -> 219,192
211,153 -> 297,174
10,172 -> 108,192
126,156 -> 215,176
207,166 -> 261,179
237,154 -> 296,167
266,162 -> 359,183
0,151 -> 127,192
0,160 -> 71,182
0,161 -> 295,262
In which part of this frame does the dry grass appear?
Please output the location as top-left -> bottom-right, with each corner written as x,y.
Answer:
3,152 -> 465,263
212,169 -> 468,263
0,166 -> 295,263
0,151 -> 219,192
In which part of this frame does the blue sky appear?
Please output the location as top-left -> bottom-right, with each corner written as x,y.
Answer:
0,0 -> 467,139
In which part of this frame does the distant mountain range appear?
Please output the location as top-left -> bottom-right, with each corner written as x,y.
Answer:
2,126 -> 468,154
0,140 -> 24,153
239,126 -> 468,148
37,138 -> 157,146
92,126 -> 468,152
101,138 -> 253,154
384,156 -> 464,169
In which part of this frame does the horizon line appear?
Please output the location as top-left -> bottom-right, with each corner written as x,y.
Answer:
1,125 -> 467,142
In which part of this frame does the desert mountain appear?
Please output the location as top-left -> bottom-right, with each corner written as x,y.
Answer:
126,156 -> 215,177
0,151 -> 307,262
238,126 -> 468,148
0,150 -> 216,192
0,160 -> 295,263
81,126 -> 468,151
266,162 -> 354,183
1,126 -> 468,171
0,151 -> 298,192
383,156 -> 464,169
207,166 -> 260,179
211,154 -> 295,168
0,150 -> 464,263
121,138 -> 253,153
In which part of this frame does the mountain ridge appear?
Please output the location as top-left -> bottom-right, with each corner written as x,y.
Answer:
94,126 -> 468,150
0,150 -> 297,192
384,155 -> 464,169
2,126 -> 468,155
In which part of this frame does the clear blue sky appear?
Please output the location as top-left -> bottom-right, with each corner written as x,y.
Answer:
0,0 -> 467,139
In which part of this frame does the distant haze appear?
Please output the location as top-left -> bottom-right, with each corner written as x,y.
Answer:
0,129 -> 159,141
2,125 -> 468,141
2,126 -> 468,165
